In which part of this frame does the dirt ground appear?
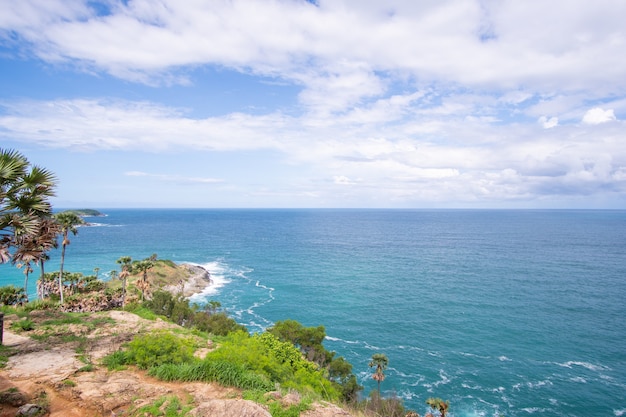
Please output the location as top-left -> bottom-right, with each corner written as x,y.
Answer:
0,310 -> 353,417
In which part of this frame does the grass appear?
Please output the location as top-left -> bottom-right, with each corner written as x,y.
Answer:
10,318 -> 34,332
124,395 -> 193,417
0,345 -> 13,368
244,389 -> 312,417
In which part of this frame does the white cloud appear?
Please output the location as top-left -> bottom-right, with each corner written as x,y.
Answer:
2,1 -> 626,207
333,176 -> 357,185
582,107 -> 617,125
2,1 -> 626,107
539,116 -> 559,129
125,171 -> 223,184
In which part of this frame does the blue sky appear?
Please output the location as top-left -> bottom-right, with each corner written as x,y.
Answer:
1,0 -> 625,208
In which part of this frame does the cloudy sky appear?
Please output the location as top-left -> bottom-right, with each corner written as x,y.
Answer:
1,0 -> 625,208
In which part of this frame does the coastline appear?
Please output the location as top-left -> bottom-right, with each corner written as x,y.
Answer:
162,263 -> 213,298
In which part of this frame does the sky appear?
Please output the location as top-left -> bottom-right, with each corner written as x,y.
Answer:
1,0 -> 625,209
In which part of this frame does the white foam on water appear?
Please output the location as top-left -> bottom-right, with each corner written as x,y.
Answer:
556,360 -> 610,372
187,260 -> 231,301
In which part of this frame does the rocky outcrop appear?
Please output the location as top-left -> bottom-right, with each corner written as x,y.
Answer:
162,263 -> 212,298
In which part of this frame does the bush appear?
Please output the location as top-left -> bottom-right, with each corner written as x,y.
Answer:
192,311 -> 247,336
149,360 -> 273,391
206,331 -> 340,401
11,318 -> 34,332
0,285 -> 27,306
125,331 -> 195,369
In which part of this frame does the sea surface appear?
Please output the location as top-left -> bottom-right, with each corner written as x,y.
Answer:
1,209 -> 625,416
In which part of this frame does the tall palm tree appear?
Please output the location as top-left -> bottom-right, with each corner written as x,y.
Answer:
13,235 -> 40,303
36,217 -> 60,278
54,212 -> 85,304
133,258 -> 155,301
369,353 -> 389,397
116,256 -> 132,306
1,148 -> 56,264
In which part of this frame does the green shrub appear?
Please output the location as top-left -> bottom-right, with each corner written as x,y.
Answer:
126,395 -> 192,417
0,285 -> 27,306
192,311 -> 247,336
11,318 -> 34,332
125,332 -> 195,370
102,350 -> 130,370
149,360 -> 273,391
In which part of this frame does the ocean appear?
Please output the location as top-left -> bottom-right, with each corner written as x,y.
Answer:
1,209 -> 625,416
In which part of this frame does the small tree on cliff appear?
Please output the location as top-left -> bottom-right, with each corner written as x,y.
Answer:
116,256 -> 132,306
133,258 -> 155,301
426,397 -> 449,417
369,353 -> 389,397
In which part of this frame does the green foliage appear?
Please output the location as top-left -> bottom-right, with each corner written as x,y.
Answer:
268,319 -> 362,403
22,298 -> 57,312
124,304 -> 158,320
192,311 -> 246,336
125,395 -> 193,417
0,345 -> 13,368
149,360 -> 273,391
205,330 -> 340,401
426,397 -> 450,417
102,350 -> 129,370
125,331 -> 195,370
244,390 -> 312,417
0,285 -> 27,306
365,391 -> 407,417
60,209 -> 102,217
268,319 -> 329,365
11,318 -> 34,331
144,290 -> 245,336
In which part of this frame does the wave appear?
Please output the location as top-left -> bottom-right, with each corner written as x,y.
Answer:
187,261 -> 231,301
512,380 -> 553,391
556,360 -> 610,372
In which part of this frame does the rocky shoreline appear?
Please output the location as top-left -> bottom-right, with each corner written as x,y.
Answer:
162,263 -> 213,298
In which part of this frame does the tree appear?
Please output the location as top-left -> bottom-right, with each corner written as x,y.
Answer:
1,148 -> 56,265
268,319 -> 329,365
369,353 -> 389,396
133,258 -> 155,301
54,211 -> 85,304
13,216 -> 59,301
116,256 -> 132,307
426,397 -> 449,417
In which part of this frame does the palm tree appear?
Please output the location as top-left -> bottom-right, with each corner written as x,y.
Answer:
54,212 -> 85,304
116,256 -> 132,306
133,258 -> 155,301
369,353 -> 389,397
426,397 -> 449,417
13,236 -> 40,303
1,148 -> 56,264
34,217 -> 60,280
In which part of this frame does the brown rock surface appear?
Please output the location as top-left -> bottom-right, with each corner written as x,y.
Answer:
0,310 -> 358,417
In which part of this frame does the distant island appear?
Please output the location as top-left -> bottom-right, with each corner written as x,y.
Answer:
60,209 -> 106,217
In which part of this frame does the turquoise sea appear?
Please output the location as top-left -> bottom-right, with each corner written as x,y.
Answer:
1,209 -> 625,416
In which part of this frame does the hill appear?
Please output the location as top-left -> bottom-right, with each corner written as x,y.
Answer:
0,261 -> 358,417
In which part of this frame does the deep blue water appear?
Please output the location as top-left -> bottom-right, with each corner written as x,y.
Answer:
1,209 -> 625,417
